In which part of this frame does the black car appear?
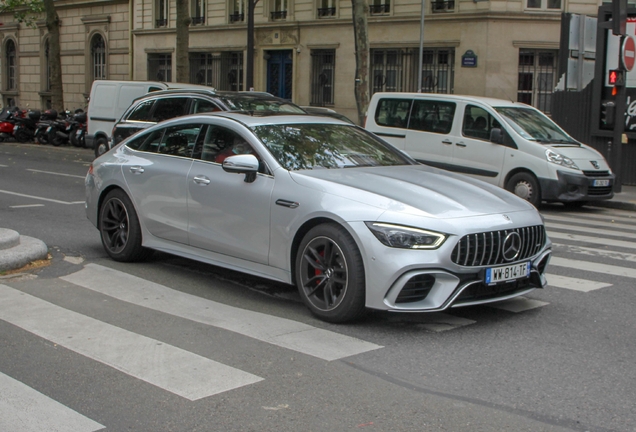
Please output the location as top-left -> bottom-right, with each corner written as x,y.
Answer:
109,89 -> 306,150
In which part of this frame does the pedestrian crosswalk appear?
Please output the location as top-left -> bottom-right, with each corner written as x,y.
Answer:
0,206 -> 634,430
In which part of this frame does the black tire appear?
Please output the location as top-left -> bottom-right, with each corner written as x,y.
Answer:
295,224 -> 366,323
69,126 -> 80,147
94,136 -> 109,158
49,130 -> 64,146
505,172 -> 541,207
15,130 -> 31,143
36,133 -> 48,144
99,189 -> 153,262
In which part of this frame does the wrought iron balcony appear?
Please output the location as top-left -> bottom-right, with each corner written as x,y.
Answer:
270,10 -> 287,20
369,4 -> 390,14
156,18 -> 167,27
191,16 -> 205,25
431,0 -> 455,12
229,12 -> 245,22
317,7 -> 336,17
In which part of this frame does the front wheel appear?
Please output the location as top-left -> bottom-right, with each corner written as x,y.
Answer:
94,137 -> 109,158
506,172 -> 541,207
295,224 -> 366,323
99,189 -> 153,262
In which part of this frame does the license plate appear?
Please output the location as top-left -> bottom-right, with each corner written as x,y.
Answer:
485,262 -> 530,284
593,179 -> 610,187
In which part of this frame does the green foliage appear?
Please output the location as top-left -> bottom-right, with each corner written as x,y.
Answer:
0,0 -> 44,26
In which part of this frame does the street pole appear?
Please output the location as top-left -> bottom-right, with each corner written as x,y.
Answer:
417,0 -> 425,92
612,35 -> 626,193
246,0 -> 255,91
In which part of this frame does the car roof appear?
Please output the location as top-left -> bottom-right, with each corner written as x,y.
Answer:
371,92 -> 533,109
172,111 -> 354,128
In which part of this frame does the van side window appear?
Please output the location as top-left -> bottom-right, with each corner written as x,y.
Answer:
127,100 -> 155,121
408,100 -> 456,134
463,105 -> 497,141
375,99 -> 412,128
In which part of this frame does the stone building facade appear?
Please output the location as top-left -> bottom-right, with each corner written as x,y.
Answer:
0,0 -> 603,121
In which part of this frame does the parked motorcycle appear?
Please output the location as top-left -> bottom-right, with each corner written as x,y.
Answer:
0,107 -> 18,142
69,110 -> 87,148
34,109 -> 58,145
46,109 -> 74,147
13,109 -> 40,143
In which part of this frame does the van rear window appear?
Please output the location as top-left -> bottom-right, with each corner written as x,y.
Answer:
375,99 -> 412,128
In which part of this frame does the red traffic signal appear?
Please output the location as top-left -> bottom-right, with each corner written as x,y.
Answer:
609,69 -> 625,86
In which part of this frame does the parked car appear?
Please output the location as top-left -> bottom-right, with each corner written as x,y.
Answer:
87,80 -> 211,158
86,112 -> 552,323
365,92 -> 615,207
109,89 -> 307,151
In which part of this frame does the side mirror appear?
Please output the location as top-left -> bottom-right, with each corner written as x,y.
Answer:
490,127 -> 504,144
222,154 -> 260,183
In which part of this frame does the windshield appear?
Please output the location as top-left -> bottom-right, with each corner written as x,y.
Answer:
252,123 -> 414,171
217,95 -> 305,113
495,107 -> 579,145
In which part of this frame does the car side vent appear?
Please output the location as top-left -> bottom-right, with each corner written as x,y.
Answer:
395,274 -> 435,303
451,225 -> 546,267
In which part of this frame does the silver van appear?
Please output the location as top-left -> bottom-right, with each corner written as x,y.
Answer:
365,92 -> 615,207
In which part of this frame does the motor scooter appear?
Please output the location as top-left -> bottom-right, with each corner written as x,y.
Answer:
34,109 -> 57,144
13,109 -> 40,143
46,109 -> 72,147
69,110 -> 87,148
0,107 -> 18,142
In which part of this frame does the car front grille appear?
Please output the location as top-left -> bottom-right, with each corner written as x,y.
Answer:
582,170 -> 610,177
451,225 -> 546,267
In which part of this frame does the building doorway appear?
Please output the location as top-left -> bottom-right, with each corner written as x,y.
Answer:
266,50 -> 293,100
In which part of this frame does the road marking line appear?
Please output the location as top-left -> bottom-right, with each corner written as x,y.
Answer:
0,372 -> 104,432
61,264 -> 383,361
545,222 -> 636,239
0,164 -> 8,167
26,169 -> 86,179
546,274 -> 612,292
543,211 -> 636,224
9,204 -> 46,208
543,214 -> 636,232
552,243 -> 636,263
0,189 -> 84,205
547,231 -> 636,250
550,256 -> 636,279
0,285 -> 263,400
488,296 -> 549,312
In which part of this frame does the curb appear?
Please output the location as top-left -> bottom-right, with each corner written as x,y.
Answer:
0,228 -> 49,272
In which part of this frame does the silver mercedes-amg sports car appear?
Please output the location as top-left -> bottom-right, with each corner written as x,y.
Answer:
86,111 -> 551,323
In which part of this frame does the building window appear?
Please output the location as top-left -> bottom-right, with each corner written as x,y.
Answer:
431,0 -> 454,13
191,0 -> 205,24
271,0 -> 287,20
156,0 -> 168,27
190,52 -> 243,91
148,53 -> 172,82
517,50 -> 557,113
310,49 -> 335,106
369,0 -> 390,15
317,0 -> 336,18
229,0 -> 245,22
5,40 -> 17,91
526,0 -> 561,10
91,34 -> 107,83
371,48 -> 454,94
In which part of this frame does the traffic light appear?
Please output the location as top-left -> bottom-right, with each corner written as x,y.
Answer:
608,69 -> 625,86
601,101 -> 616,128
612,0 -> 627,36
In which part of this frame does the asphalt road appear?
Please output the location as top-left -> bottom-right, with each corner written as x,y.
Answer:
1,142 -> 634,432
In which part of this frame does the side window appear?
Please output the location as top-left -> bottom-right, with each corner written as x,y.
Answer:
157,124 -> 203,157
374,98 -> 412,129
462,105 -> 498,140
151,97 -> 189,122
408,100 -> 456,134
126,100 -> 155,121
192,98 -> 222,114
197,126 -> 255,164
125,129 -> 165,152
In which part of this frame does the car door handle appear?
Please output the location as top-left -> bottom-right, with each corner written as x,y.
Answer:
129,166 -> 144,174
442,139 -> 453,145
455,142 -> 467,147
193,175 -> 211,185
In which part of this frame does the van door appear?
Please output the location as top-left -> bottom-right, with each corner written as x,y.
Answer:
404,99 -> 457,168
450,104 -> 508,184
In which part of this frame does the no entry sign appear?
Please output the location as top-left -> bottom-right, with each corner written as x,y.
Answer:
622,35 -> 636,71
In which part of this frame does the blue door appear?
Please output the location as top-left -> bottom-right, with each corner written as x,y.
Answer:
266,50 -> 293,100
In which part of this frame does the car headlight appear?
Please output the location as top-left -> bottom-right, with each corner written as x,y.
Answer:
545,149 -> 579,169
365,222 -> 447,249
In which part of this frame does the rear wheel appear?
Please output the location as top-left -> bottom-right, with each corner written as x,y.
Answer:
99,189 -> 153,262
15,129 -> 31,143
94,136 -> 109,158
295,224 -> 366,323
506,172 -> 541,207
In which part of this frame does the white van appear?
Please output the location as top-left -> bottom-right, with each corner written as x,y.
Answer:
87,80 -> 210,158
365,92 -> 615,207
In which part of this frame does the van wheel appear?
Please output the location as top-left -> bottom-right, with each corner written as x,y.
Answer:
94,137 -> 109,158
506,172 -> 541,207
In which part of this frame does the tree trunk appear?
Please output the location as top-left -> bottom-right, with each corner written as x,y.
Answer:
44,0 -> 63,111
351,0 -> 370,126
176,0 -> 191,83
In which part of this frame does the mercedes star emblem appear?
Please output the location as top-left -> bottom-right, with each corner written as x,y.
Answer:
502,232 -> 522,262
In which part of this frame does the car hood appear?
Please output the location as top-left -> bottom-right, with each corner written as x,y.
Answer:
290,165 -> 534,219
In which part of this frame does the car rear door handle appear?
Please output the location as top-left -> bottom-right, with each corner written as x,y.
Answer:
193,175 -> 211,185
455,142 -> 467,147
129,166 -> 144,174
442,139 -> 453,145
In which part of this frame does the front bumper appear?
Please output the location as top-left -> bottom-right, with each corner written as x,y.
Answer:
539,169 -> 615,203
